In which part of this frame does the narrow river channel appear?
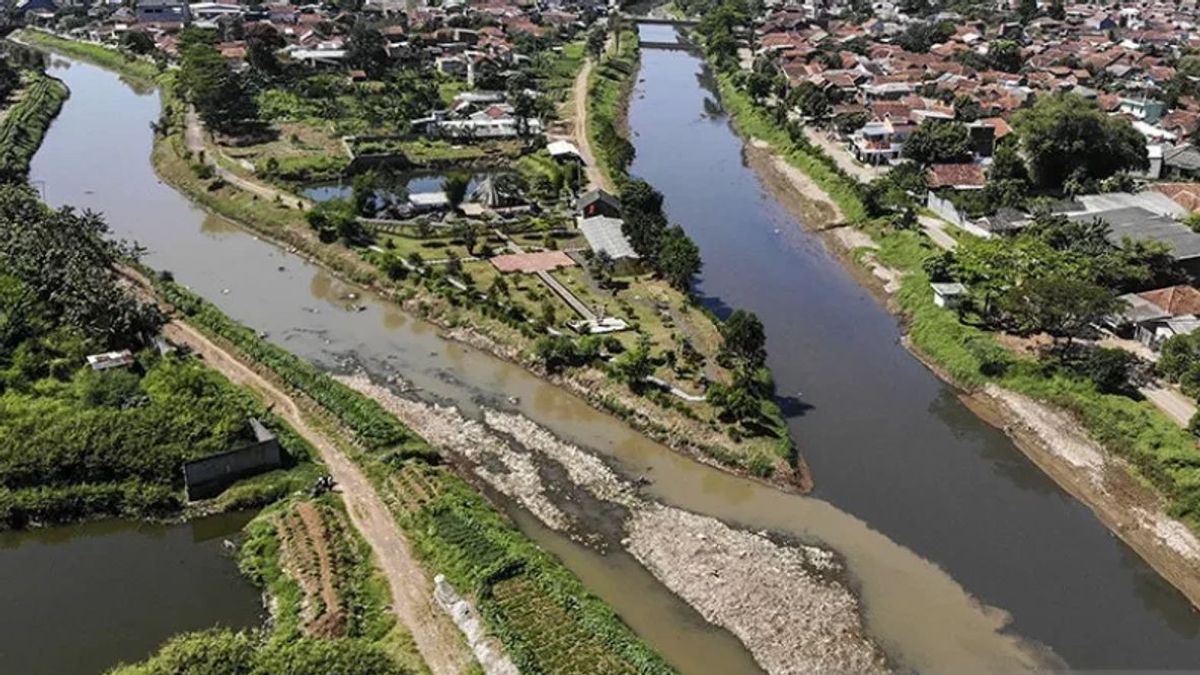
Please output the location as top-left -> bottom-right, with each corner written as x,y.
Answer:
25,45 -> 1200,672
0,511 -> 260,674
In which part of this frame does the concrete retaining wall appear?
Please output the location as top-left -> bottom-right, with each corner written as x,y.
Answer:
183,419 -> 283,500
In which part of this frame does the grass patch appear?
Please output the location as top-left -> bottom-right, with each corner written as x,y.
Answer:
17,30 -> 161,83
0,71 -> 67,180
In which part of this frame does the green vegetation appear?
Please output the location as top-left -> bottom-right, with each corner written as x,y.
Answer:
107,628 -> 414,675
177,34 -> 260,135
17,30 -> 161,83
714,72 -> 867,223
239,494 -> 395,642
1011,93 -> 1149,191
587,29 -> 639,183
902,120 -> 972,165
0,185 -> 313,527
148,272 -> 673,673
373,460 -> 677,675
0,72 -> 68,181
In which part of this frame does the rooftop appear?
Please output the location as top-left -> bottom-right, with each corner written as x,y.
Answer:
578,216 -> 639,260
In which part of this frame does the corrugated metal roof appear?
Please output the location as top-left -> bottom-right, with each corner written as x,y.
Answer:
579,216 -> 639,260
1070,206 -> 1200,260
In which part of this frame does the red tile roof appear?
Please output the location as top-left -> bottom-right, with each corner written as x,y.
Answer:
927,163 -> 987,189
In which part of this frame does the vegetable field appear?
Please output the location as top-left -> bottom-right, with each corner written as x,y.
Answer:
379,460 -> 676,675
240,495 -> 394,643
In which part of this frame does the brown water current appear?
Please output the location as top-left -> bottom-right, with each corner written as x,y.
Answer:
27,49 -> 1196,673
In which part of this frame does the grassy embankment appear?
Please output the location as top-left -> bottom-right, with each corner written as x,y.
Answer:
0,71 -> 67,179
587,30 -> 640,187
713,59 -> 1200,528
152,276 -> 677,674
17,30 -> 161,83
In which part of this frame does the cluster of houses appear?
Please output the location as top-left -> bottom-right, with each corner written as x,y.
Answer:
14,0 -> 593,78
751,1 -> 1200,183
748,1 -> 1200,351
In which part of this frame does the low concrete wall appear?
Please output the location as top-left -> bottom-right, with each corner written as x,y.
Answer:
183,419 -> 283,500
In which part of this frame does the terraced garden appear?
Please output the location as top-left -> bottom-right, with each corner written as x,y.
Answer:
240,495 -> 394,643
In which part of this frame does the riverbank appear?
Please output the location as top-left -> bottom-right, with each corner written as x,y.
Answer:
706,40 -> 1200,611
16,30 -> 160,83
147,275 -> 678,673
0,69 -> 67,180
340,372 -> 889,674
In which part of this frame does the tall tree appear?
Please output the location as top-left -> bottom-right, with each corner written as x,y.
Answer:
902,120 -> 972,165
179,44 -> 258,134
656,227 -> 702,291
347,25 -> 390,79
720,309 -> 767,368
1012,94 -> 1148,189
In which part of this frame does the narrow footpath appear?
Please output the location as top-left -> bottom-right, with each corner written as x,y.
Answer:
184,108 -> 311,210
159,317 -> 476,675
568,58 -> 609,192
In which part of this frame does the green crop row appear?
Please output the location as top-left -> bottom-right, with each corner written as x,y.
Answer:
376,460 -> 677,675
0,73 -> 67,181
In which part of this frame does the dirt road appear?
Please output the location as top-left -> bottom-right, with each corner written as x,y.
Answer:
568,58 -> 610,192
159,319 -> 475,675
184,109 -> 311,210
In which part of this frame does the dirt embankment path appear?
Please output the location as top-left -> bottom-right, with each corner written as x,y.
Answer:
184,108 -> 311,210
158,319 -> 475,675
568,58 -> 610,192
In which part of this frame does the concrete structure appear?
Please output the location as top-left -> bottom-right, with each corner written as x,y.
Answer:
931,282 -> 967,309
182,418 -> 283,500
86,350 -> 135,371
578,215 -> 639,265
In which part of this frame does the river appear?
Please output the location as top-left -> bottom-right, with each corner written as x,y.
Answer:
628,24 -> 1200,669
0,512 -> 261,674
25,44 -> 1200,672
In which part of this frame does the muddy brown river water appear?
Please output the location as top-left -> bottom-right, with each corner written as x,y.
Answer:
21,44 -> 1200,673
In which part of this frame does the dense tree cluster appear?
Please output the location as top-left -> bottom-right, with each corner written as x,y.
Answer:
618,179 -> 702,291
0,186 -> 286,528
177,29 -> 259,135
1011,94 -> 1147,190
902,120 -> 972,165
934,212 -> 1181,339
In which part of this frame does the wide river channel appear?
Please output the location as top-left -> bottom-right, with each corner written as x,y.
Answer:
20,33 -> 1200,672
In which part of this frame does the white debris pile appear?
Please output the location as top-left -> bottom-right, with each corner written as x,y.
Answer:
626,505 -> 889,675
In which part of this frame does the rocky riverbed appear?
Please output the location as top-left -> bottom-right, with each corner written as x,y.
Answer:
338,373 -> 890,674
